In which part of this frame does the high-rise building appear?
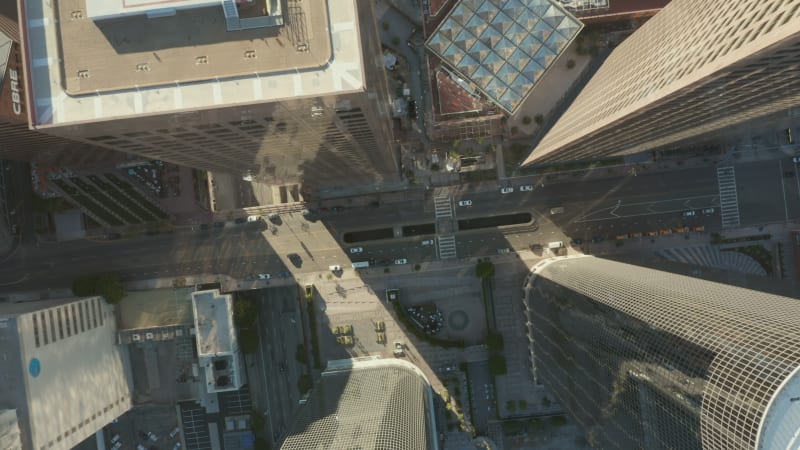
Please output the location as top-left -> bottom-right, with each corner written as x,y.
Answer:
0,2 -> 123,168
17,0 -> 399,197
523,256 -> 800,449
524,0 -> 800,165
279,358 -> 438,450
0,296 -> 134,450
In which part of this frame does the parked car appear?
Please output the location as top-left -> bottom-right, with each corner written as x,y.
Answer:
458,200 -> 473,207
793,156 -> 800,163
591,236 -> 604,243
500,187 -> 514,194
147,432 -> 158,442
200,223 -> 210,230
169,428 -> 180,439
702,207 -> 715,215
234,217 -> 246,224
329,265 -> 342,272
520,185 -> 534,192
394,258 -> 408,265
571,238 -> 583,245
213,221 -> 225,228
683,210 -> 696,217
257,273 -> 271,280
246,215 -> 261,222
497,248 -> 510,254
421,239 -> 434,246
349,247 -> 364,254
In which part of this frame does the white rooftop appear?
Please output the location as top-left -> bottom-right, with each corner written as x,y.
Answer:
191,290 -> 235,356
85,0 -> 218,19
21,0 -> 365,127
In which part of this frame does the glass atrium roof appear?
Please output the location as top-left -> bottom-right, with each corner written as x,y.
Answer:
426,0 -> 582,114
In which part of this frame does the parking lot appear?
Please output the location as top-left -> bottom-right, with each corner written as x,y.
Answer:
180,402 -> 212,450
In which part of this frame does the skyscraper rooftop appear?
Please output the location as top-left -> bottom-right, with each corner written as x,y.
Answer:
279,358 -> 437,450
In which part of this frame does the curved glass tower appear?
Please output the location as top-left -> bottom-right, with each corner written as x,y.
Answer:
279,358 -> 437,450
524,256 -> 800,449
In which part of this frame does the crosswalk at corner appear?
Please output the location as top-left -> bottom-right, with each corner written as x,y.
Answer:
716,166 -> 741,228
437,235 -> 457,259
434,194 -> 454,219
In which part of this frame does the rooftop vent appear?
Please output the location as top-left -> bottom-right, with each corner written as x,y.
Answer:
244,51 -> 256,59
196,56 -> 208,65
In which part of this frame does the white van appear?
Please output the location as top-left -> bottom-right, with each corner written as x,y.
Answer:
548,241 -> 564,249
549,207 -> 564,215
329,265 -> 342,272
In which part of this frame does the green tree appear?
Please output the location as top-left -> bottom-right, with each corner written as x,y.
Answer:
295,344 -> 309,364
234,295 -> 259,328
238,329 -> 259,354
485,332 -> 504,352
488,354 -> 507,375
253,437 -> 271,450
475,260 -> 495,279
566,59 -> 576,69
72,273 -> 125,304
534,114 -> 544,125
381,21 -> 390,31
250,410 -> 265,432
521,115 -> 532,125
298,374 -> 313,394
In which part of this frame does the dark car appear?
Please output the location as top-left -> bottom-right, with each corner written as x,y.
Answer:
288,253 -> 303,268
213,221 -> 225,228
200,223 -> 210,230
234,217 -> 246,224
278,271 -> 291,279
784,171 -> 795,178
591,236 -> 604,243
571,238 -> 583,245
331,206 -> 345,212
376,259 -> 392,267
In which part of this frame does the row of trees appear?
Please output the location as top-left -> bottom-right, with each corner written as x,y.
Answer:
72,273 -> 125,304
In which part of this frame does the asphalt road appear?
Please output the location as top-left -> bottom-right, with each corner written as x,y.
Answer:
1,159 -> 795,294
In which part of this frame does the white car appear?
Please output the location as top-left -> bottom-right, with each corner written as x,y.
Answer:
169,428 -> 180,439
793,156 -> 800,163
257,273 -> 271,280
458,200 -> 473,207
246,215 -> 261,222
520,185 -> 534,192
421,239 -> 434,246
702,208 -> 715,215
394,258 -> 408,265
500,187 -> 514,194
349,247 -> 363,254
683,210 -> 696,217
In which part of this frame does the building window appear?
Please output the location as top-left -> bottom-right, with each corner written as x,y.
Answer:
71,305 -> 79,335
91,299 -> 98,328
57,308 -> 64,340
49,310 -> 57,342
40,312 -> 48,345
98,300 -> 104,326
32,314 -> 40,348
65,307 -> 71,337
78,302 -> 85,332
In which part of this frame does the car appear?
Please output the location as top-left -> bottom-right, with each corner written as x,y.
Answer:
279,363 -> 287,373
213,221 -> 225,228
147,432 -> 158,442
458,200 -> 473,207
173,444 -> 181,450
257,273 -> 271,280
278,271 -> 291,279
520,185 -> 534,192
288,253 -> 302,267
571,238 -> 583,245
331,206 -> 345,212
243,274 -> 255,281
200,223 -> 210,230
497,248 -> 510,254
794,156 -> 800,163
349,247 -> 364,254
394,258 -> 408,265
500,187 -> 514,194
421,239 -> 434,246
234,217 -> 246,224
591,236 -> 604,243
246,215 -> 261,222
702,207 -> 715,215
377,259 -> 393,267
267,212 -> 279,221
785,171 -> 796,178
530,243 -> 543,252
683,210 -> 696,217
169,428 -> 180,439
329,265 -> 342,272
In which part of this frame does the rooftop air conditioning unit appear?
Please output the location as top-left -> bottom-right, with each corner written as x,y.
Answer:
146,332 -> 154,340
175,329 -> 184,337
132,334 -> 142,342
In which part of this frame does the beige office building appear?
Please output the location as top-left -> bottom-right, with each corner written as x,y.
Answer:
17,0 -> 399,197
0,296 -> 134,450
525,0 -> 800,165
524,256 -> 800,449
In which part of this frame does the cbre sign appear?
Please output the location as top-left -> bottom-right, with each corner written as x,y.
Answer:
9,68 -> 21,115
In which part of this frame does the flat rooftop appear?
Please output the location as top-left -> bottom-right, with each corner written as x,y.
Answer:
192,290 -> 235,356
57,0 -> 327,94
21,0 -> 365,125
85,0 -> 217,19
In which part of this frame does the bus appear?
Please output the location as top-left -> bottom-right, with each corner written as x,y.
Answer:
351,261 -> 370,269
